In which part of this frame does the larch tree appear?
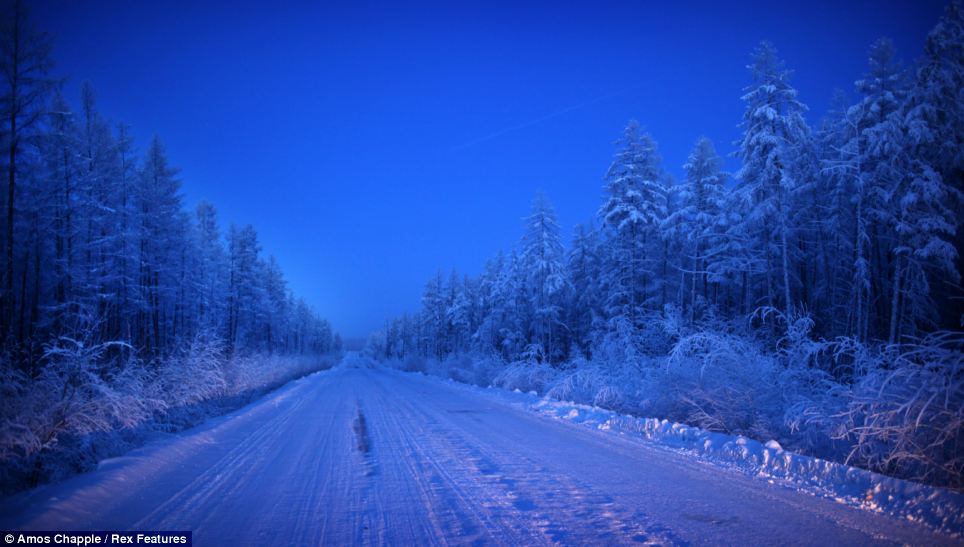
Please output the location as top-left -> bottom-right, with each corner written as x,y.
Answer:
736,41 -> 810,319
520,192 -> 567,362
0,0 -> 54,342
598,120 -> 665,328
668,137 -> 726,321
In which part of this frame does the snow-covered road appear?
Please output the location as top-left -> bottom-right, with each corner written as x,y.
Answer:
1,365 -> 955,545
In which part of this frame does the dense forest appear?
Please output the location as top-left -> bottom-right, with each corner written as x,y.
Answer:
0,1 -> 337,490
372,4 -> 964,488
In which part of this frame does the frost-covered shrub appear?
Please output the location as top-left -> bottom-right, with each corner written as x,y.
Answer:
0,338 -> 160,489
151,333 -> 226,407
794,333 -> 964,488
30,339 -> 156,450
545,364 -> 631,409
441,353 -> 503,387
592,317 -> 646,370
441,354 -> 476,385
407,351 -> 505,387
0,333 -> 337,493
0,366 -> 33,464
492,360 -> 560,394
471,353 -> 505,387
546,365 -> 607,405
663,331 -> 784,439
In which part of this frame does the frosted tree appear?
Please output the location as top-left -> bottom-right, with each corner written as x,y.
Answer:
473,252 -> 505,355
75,83 -> 128,343
262,255 -> 289,352
226,224 -> 265,353
666,137 -> 726,321
903,2 -> 964,331
42,92 -> 81,338
815,89 -> 853,336
445,271 -> 471,353
736,41 -> 810,319
909,1 -> 964,180
420,271 -> 446,358
498,251 -> 528,358
521,192 -> 567,361
830,38 -> 908,340
136,137 -> 183,355
0,0 -> 55,342
598,120 -> 666,328
567,223 -> 602,355
658,174 -> 679,312
195,201 -> 227,333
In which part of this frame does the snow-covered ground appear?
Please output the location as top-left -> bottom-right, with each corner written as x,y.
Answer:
1,362 -> 958,545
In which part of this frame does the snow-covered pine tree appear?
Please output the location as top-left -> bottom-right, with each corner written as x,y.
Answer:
598,120 -> 666,329
0,0 -> 55,344
667,137 -> 726,322
567,223 -> 602,356
226,224 -> 265,353
136,137 -> 183,355
842,38 -> 908,340
420,271 -> 446,359
903,2 -> 964,331
195,201 -> 227,334
445,270 -> 472,354
736,41 -> 810,319
521,192 -> 567,362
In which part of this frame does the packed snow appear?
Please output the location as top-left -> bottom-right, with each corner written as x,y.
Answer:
1,362 -> 958,545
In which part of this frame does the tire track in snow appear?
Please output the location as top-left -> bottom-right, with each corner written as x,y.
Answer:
130,375 -> 323,539
375,371 -> 950,546
371,372 -> 678,545
362,370 -> 530,545
2,367 -> 954,546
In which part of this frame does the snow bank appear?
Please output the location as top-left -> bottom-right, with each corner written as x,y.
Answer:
532,398 -> 964,537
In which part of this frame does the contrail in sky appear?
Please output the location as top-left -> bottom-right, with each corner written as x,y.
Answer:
450,83 -> 643,151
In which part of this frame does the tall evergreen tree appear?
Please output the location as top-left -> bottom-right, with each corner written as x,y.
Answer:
0,0 -> 55,343
598,120 -> 666,328
521,192 -> 567,361
736,41 -> 810,318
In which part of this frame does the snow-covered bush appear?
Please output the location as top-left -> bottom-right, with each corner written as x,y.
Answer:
30,338 -> 156,451
0,337 -> 160,488
592,317 -> 646,372
441,353 -> 503,387
837,334 -> 960,487
786,332 -> 964,488
151,332 -> 226,407
492,360 -> 560,394
439,354 -> 476,384
663,331 -> 784,440
546,364 -> 629,409
0,336 -> 338,493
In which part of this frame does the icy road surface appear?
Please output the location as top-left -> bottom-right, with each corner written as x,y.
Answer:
1,366 -> 955,545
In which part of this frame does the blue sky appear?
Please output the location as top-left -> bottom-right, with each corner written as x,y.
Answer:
34,0 -> 947,337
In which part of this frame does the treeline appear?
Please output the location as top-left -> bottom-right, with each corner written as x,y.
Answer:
379,7 -> 961,365
0,1 -> 339,490
0,1 -> 336,371
372,5 -> 964,487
